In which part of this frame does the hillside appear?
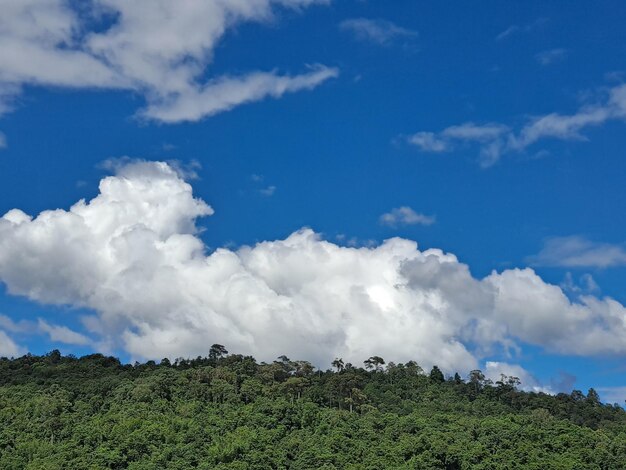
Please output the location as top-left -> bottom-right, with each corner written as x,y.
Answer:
1,348 -> 625,469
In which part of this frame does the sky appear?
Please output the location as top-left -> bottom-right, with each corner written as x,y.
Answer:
0,0 -> 626,403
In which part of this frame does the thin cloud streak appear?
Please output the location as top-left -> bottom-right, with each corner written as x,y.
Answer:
529,236 -> 626,268
340,18 -> 417,46
496,18 -> 548,41
406,84 -> 626,166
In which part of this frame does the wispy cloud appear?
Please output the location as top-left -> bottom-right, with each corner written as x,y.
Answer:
535,48 -> 568,66
528,236 -> 626,268
259,185 -> 276,197
335,234 -> 378,248
0,132 -> 6,149
0,0 -> 336,124
250,174 -> 276,196
379,206 -> 435,227
340,18 -> 417,46
440,123 -> 510,141
407,132 -> 449,152
406,84 -> 626,166
597,386 -> 626,405
561,272 -> 599,295
251,174 -> 265,182
0,314 -> 91,346
496,18 -> 548,41
38,319 -> 91,346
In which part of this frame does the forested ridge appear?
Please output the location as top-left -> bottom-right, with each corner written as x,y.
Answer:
1,347 -> 625,469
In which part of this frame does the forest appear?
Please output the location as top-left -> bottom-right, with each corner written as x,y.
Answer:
1,346 -> 625,469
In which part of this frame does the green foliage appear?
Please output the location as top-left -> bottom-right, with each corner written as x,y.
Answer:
0,351 -> 625,468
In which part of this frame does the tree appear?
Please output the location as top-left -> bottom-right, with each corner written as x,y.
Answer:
405,360 -> 424,376
275,355 -> 296,378
496,374 -> 520,390
283,377 -> 307,402
160,357 -> 171,367
332,358 -> 344,373
46,349 -> 62,364
2,348 -> 626,468
364,356 -> 385,371
587,388 -> 600,405
293,360 -> 314,377
468,369 -> 487,395
429,365 -> 445,383
209,344 -> 228,362
345,387 -> 368,413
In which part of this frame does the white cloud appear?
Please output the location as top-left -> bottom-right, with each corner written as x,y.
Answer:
529,236 -> 626,268
38,319 -> 91,345
407,132 -> 449,152
561,272 -> 599,295
0,313 -> 91,346
440,122 -> 510,141
379,207 -> 435,227
259,185 -> 276,197
339,18 -> 417,46
407,84 -> 626,166
535,48 -> 568,66
496,18 -> 547,41
0,314 -> 29,333
0,0 -> 336,123
2,161 -> 626,370
0,330 -> 24,357
496,25 -> 521,42
140,65 -> 338,123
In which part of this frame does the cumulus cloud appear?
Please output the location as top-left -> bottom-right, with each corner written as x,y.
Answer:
407,84 -> 626,166
0,0 -> 337,123
339,18 -> 417,46
379,207 -> 435,227
529,236 -> 626,268
1,161 -> 626,372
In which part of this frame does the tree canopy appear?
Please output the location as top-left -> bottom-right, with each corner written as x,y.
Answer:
0,349 -> 625,469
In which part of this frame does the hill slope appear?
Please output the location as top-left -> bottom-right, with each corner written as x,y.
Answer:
1,350 -> 625,469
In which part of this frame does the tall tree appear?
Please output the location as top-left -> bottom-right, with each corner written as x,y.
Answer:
364,356 -> 385,371
209,344 -> 228,362
429,365 -> 445,383
332,358 -> 345,372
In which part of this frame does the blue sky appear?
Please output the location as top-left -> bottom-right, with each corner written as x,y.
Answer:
1,0 -> 626,403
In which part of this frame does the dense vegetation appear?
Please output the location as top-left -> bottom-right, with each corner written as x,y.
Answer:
1,347 -> 625,469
